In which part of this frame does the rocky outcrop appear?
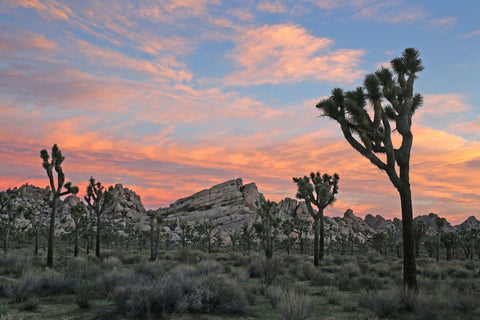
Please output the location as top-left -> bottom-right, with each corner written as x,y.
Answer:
365,214 -> 397,232
159,179 -> 262,234
455,216 -> 480,231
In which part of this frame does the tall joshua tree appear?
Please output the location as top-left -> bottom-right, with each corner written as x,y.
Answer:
85,177 -> 113,258
41,144 -> 79,268
293,172 -> 339,266
316,48 -> 423,291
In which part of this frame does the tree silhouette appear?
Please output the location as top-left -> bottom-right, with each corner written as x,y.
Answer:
316,48 -> 424,291
413,220 -> 429,257
69,201 -> 87,257
291,216 -> 311,254
293,172 -> 339,266
40,144 -> 79,267
147,209 -> 163,261
84,177 -> 113,258
253,199 -> 280,260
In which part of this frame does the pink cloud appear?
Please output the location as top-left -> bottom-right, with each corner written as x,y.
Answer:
5,0 -> 72,21
224,24 -> 365,85
422,93 -> 471,114
257,1 -> 288,13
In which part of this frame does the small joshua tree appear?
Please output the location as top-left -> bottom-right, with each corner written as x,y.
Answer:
147,209 -> 163,261
291,216 -> 311,254
195,219 -> 217,253
253,199 -> 280,260
281,218 -> 295,255
41,144 -> 79,267
84,177 -> 113,258
69,201 -> 87,257
293,172 -> 339,266
413,220 -> 429,258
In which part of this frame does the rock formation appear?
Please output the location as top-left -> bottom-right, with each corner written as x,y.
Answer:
159,179 -> 262,234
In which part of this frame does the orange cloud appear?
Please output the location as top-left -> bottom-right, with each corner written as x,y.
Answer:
224,24 -> 365,86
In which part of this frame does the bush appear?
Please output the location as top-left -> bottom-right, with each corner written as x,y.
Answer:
75,280 -> 98,308
278,288 -> 315,320
359,288 -> 417,318
264,285 -> 282,308
0,302 -> 8,316
310,270 -> 333,287
6,274 -> 37,302
20,298 -> 39,312
93,306 -> 117,320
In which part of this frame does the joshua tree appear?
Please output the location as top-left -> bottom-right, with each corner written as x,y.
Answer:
195,219 -> 217,253
291,216 -> 311,254
293,172 -> 339,266
281,218 -> 295,255
229,228 -> 241,252
435,216 -> 446,261
41,144 -> 79,267
69,201 -> 87,257
440,231 -> 458,261
316,48 -> 424,291
253,199 -> 280,259
0,191 -> 23,253
459,229 -> 478,260
84,177 -> 113,258
413,220 -> 429,257
240,222 -> 254,255
147,209 -> 163,261
179,219 -> 193,250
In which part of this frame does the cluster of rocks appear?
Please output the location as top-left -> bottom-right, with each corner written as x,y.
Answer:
3,179 -> 480,241
5,183 -> 146,236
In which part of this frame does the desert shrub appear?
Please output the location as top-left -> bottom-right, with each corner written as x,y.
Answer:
0,302 -> 8,316
278,288 -> 315,320
33,269 -> 75,296
177,274 -> 248,315
118,254 -> 143,265
295,262 -> 317,281
134,260 -> 166,278
6,274 -> 37,302
357,275 -> 384,291
111,283 -> 151,318
75,280 -> 98,308
247,260 -> 264,278
232,267 -> 249,282
464,260 -> 476,271
262,258 -> 283,285
0,255 -> 33,277
359,288 -> 417,318
310,270 -> 334,287
20,297 -> 39,312
99,269 -> 147,297
196,259 -> 224,275
265,285 -> 282,308
326,289 -> 341,305
102,256 -> 122,270
93,306 -> 117,320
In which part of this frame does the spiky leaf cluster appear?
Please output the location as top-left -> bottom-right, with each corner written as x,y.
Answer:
84,177 -> 113,215
40,144 -> 79,196
293,171 -> 339,210
316,48 -> 423,155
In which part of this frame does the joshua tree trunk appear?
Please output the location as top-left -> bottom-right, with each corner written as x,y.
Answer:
96,214 -> 101,257
47,197 -> 57,267
399,185 -> 416,291
74,227 -> 79,257
313,215 -> 320,266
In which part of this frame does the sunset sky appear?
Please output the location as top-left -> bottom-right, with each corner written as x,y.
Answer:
1,0 -> 479,224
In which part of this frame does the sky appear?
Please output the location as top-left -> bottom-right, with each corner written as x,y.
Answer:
1,0 -> 479,224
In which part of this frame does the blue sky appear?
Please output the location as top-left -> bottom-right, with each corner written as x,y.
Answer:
1,0 -> 479,224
